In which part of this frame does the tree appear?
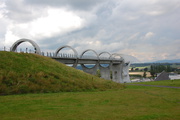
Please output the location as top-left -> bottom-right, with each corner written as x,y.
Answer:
143,71 -> 147,78
150,65 -> 156,77
166,65 -> 172,72
96,69 -> 101,77
135,68 -> 139,71
144,67 -> 148,71
150,64 -> 172,77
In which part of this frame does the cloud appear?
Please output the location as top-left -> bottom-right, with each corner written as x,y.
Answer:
0,0 -> 180,62
24,0 -> 104,11
144,32 -> 155,39
29,8 -> 84,39
3,7 -> 85,46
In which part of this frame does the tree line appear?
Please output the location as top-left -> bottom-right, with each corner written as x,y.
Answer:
150,65 -> 172,77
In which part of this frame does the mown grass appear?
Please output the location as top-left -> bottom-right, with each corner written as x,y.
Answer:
1,51 -> 179,119
0,85 -> 179,120
0,51 -> 124,95
128,79 -> 180,87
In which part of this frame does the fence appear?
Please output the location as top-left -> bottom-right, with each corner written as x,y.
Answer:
0,47 -> 10,51
1,47 -> 120,60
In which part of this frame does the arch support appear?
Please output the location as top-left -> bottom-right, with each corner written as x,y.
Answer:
10,39 -> 41,55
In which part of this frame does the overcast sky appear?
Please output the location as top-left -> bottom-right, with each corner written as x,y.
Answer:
0,0 -> 180,62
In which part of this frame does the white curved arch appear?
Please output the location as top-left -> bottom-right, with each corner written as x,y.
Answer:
110,53 -> 124,61
80,49 -> 99,69
10,38 -> 41,54
80,49 -> 99,59
55,45 -> 78,68
99,51 -> 112,68
55,45 -> 78,57
99,51 -> 111,59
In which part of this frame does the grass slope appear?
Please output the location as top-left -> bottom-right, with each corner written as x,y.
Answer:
0,51 -> 123,95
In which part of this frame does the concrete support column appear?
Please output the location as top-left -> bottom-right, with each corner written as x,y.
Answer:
81,64 -> 98,75
111,63 -> 124,83
122,62 -> 131,83
99,65 -> 111,80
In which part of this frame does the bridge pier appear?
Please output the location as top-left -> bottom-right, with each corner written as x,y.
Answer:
111,63 -> 124,83
81,64 -> 98,75
122,62 -> 131,83
99,65 -> 111,80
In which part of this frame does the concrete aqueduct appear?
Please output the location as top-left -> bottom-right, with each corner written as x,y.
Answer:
10,38 -> 131,83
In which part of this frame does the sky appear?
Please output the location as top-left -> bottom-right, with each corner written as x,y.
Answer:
0,0 -> 180,62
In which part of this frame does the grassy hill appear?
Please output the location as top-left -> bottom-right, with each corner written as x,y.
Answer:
0,51 -> 124,95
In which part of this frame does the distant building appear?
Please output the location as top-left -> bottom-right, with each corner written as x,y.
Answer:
154,71 -> 170,81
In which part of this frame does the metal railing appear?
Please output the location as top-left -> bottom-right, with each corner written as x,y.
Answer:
0,47 -> 10,51
1,48 -> 121,61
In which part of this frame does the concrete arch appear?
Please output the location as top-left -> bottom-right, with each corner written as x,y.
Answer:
110,53 -> 124,60
99,51 -> 111,59
10,38 -> 41,54
55,45 -> 78,57
80,49 -> 99,59
55,45 -> 78,68
99,51 -> 112,68
80,49 -> 99,75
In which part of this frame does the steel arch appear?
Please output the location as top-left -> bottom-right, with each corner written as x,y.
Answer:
10,38 -> 41,54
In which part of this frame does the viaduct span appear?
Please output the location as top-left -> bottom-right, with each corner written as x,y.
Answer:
10,38 -> 131,83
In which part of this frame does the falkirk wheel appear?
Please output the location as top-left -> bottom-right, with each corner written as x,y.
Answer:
10,39 -> 131,83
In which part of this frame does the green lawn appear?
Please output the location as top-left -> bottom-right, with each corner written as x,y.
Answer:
129,79 -> 180,87
0,85 -> 179,120
0,52 -> 180,119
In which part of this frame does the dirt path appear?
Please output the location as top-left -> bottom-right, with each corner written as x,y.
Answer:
127,84 -> 180,89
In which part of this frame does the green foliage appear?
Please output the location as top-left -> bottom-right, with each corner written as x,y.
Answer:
144,67 -> 148,71
150,65 -> 173,77
143,71 -> 147,78
0,51 -> 124,95
96,69 -> 101,77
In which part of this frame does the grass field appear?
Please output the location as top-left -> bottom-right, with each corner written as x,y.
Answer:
0,81 -> 180,120
0,52 -> 180,119
128,79 -> 180,87
129,72 -> 151,77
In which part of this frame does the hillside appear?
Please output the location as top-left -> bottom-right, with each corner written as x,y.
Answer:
0,51 -> 124,95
